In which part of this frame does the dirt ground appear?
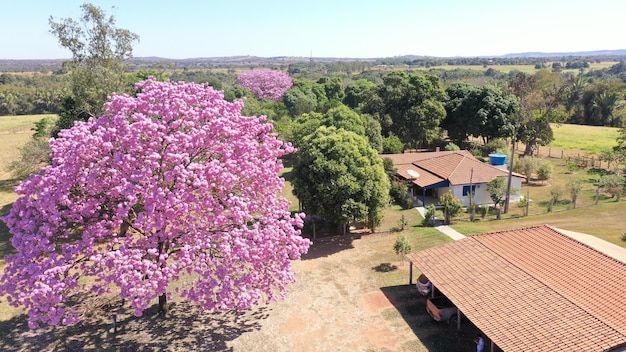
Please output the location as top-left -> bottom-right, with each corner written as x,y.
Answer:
0,232 -> 486,352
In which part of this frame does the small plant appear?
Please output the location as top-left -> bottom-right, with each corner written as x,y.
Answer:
517,196 -> 529,216
393,235 -> 413,263
537,161 -> 554,184
404,196 -> 414,209
548,185 -> 563,212
422,204 -> 436,226
439,191 -> 463,225
398,214 -> 408,231
566,159 -> 578,172
479,204 -> 489,219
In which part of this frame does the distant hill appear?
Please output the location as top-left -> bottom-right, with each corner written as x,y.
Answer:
2,50 -> 626,72
501,49 -> 626,58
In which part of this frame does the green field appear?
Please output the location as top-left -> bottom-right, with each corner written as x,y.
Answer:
549,123 -> 620,155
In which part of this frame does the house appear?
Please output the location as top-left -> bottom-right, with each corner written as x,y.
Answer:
406,225 -> 626,352
382,150 -> 523,206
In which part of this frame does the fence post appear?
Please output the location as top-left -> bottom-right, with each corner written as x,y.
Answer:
561,150 -> 564,159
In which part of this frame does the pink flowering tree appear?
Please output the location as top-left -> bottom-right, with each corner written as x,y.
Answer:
0,78 -> 310,328
237,69 -> 293,101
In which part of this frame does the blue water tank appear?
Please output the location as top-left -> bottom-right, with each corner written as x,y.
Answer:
488,153 -> 507,166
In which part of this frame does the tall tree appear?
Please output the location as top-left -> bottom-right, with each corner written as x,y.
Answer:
237,70 -> 293,101
0,79 -> 310,328
49,3 -> 139,136
509,71 -> 564,156
291,126 -> 389,233
364,72 -> 446,148
443,83 -> 519,144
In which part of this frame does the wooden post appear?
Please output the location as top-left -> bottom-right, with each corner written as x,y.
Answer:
409,261 -> 413,286
549,148 -> 551,157
112,314 -> 117,333
456,310 -> 461,331
561,150 -> 564,159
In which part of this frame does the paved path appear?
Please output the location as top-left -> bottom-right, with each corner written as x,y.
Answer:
415,206 -> 466,241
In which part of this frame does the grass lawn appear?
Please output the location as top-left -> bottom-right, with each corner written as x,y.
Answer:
449,155 -> 626,246
548,123 -> 621,156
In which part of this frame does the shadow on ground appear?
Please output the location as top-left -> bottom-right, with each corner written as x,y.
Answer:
380,285 -> 497,352
0,299 -> 268,352
301,233 -> 357,260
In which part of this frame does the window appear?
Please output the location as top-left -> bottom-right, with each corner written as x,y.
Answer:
462,185 -> 476,196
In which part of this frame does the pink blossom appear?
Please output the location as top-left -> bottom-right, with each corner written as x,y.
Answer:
0,78 -> 310,328
237,70 -> 293,101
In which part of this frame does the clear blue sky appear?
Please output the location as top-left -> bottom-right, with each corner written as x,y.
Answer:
2,0 -> 626,60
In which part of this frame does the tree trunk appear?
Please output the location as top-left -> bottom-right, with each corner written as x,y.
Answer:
159,293 -> 168,313
157,240 -> 169,313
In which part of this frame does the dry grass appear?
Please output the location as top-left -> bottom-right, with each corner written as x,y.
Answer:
451,155 -> 626,246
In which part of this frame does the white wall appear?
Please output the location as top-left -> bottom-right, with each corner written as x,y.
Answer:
437,177 -> 523,207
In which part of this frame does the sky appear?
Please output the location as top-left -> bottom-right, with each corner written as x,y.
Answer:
2,0 -> 626,60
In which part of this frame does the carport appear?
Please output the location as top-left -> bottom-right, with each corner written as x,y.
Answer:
406,225 -> 626,351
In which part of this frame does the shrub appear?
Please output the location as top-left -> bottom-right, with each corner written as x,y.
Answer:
514,156 -> 540,183
404,196 -> 414,209
536,161 -> 553,184
389,180 -> 408,205
599,174 -> 626,200
439,191 -> 463,224
444,142 -> 460,151
479,204 -> 489,219
422,204 -> 436,226
393,235 -> 413,263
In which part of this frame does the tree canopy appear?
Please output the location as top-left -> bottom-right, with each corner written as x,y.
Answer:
237,69 -> 293,101
443,83 -> 520,144
0,78 -> 310,328
363,71 -> 447,148
49,2 -> 140,136
291,126 -> 389,232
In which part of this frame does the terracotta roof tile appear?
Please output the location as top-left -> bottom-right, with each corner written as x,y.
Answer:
383,151 -> 520,188
407,225 -> 626,351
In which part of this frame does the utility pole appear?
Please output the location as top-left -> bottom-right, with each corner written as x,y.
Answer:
504,140 -> 515,213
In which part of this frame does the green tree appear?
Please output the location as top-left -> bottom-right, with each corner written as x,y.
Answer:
443,83 -> 519,144
514,156 -> 540,184
509,71 -> 565,156
362,114 -> 384,153
49,3 -> 139,136
382,132 -> 404,154
548,185 -> 564,212
321,104 -> 365,136
364,71 -> 446,148
393,235 -> 413,263
344,79 -> 376,109
599,174 -> 626,200
291,126 -> 390,233
536,161 -> 553,184
565,178 -> 584,208
486,177 -> 507,218
439,191 -> 463,225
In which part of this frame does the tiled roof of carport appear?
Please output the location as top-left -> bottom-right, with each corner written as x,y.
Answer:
407,225 -> 626,351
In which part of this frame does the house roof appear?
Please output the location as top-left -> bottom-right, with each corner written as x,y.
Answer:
382,150 -> 519,188
407,225 -> 626,351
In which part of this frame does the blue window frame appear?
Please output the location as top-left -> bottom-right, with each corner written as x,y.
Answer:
462,185 -> 476,196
